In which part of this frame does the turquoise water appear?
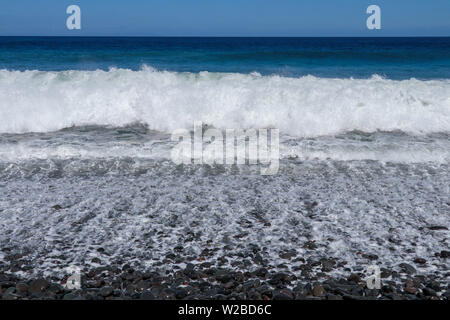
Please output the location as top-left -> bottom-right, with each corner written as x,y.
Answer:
1,37 -> 449,79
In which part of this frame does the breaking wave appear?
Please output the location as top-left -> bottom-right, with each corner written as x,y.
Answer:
0,66 -> 449,136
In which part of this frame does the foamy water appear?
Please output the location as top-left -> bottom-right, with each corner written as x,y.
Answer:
0,68 -> 449,136
0,58 -> 448,281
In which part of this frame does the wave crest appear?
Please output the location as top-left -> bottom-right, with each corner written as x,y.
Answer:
0,67 -> 449,136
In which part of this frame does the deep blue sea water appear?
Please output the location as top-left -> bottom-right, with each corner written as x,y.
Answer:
1,37 -> 449,79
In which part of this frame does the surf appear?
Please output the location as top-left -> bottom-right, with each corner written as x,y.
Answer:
0,66 -> 449,136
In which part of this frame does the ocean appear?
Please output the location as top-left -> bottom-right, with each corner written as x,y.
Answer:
1,37 -> 450,79
0,37 -> 449,290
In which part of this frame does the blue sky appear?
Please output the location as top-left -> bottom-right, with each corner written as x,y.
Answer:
0,0 -> 449,36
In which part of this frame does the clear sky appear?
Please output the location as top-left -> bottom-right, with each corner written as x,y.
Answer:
0,0 -> 449,36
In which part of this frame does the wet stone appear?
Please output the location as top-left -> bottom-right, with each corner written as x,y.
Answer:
362,254 -> 379,261
422,288 -> 437,297
399,263 -> 416,274
99,286 -> 114,297
63,293 -> 78,300
272,289 -> 294,300
347,274 -> 361,283
313,284 -> 324,296
15,282 -> 28,294
29,279 -> 49,295
404,287 -> 417,294
141,291 -> 155,300
413,257 -> 426,265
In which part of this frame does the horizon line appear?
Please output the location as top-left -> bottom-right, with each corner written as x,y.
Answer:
0,35 -> 449,38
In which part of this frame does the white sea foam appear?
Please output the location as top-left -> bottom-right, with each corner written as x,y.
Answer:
0,67 -> 449,136
1,136 -> 449,164
1,160 -> 448,279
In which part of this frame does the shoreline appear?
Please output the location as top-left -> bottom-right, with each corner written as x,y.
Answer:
1,260 -> 448,300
